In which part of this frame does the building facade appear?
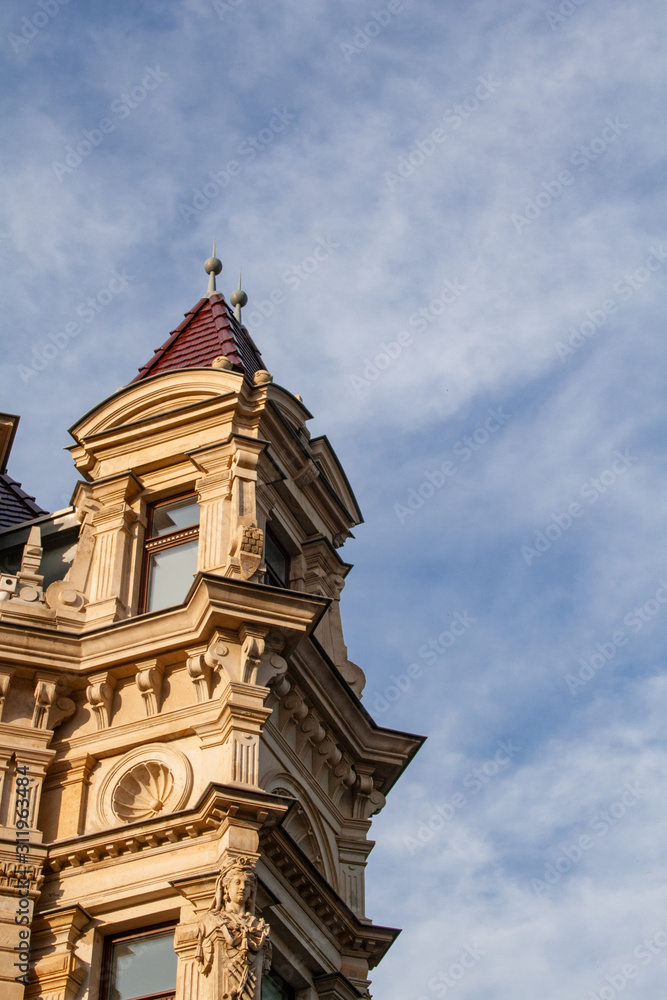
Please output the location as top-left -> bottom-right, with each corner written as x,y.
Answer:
0,256 -> 422,1000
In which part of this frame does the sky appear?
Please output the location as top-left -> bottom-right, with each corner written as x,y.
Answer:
2,1 -> 667,997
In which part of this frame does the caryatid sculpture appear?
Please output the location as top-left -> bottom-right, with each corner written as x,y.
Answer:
195,856 -> 271,1000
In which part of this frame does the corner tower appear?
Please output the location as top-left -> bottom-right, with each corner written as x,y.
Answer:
0,253 -> 423,1000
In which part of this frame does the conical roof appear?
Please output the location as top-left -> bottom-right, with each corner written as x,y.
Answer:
130,291 -> 264,384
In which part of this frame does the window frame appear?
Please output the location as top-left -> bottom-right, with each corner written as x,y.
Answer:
99,922 -> 178,1000
264,525 -> 290,589
139,493 -> 200,614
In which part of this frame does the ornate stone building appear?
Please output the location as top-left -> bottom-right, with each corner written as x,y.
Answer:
0,255 -> 422,1000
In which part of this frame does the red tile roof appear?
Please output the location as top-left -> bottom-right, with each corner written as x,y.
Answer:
130,292 -> 264,384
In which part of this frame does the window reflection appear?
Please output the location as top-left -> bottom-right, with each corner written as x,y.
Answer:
145,538 -> 198,612
108,929 -> 177,1000
142,495 -> 200,614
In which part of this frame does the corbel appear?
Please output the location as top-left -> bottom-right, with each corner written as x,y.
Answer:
32,675 -> 76,731
135,658 -> 164,717
186,646 -> 212,702
85,671 -> 116,729
0,665 -> 16,721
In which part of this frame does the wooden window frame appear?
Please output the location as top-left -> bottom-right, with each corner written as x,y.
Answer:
99,922 -> 177,1000
139,494 -> 200,613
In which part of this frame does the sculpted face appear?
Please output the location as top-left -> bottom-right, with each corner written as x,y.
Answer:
227,873 -> 252,906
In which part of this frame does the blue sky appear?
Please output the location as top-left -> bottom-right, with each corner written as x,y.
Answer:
2,0 -> 667,996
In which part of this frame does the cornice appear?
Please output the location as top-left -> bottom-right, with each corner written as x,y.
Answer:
0,574 -> 328,673
42,783 -> 288,876
259,826 -> 399,970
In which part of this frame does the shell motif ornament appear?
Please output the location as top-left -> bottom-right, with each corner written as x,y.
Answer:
111,760 -> 174,822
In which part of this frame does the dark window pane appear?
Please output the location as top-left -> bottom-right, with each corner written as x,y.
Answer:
151,498 -> 199,538
145,539 -> 198,611
109,930 -> 177,1000
265,531 -> 288,587
262,973 -> 293,1000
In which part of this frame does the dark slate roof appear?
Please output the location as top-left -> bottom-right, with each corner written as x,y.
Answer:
130,292 -> 264,384
0,473 -> 47,530
0,414 -> 48,529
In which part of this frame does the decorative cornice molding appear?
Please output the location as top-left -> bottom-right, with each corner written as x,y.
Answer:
44,783 -> 288,875
259,826 -> 399,970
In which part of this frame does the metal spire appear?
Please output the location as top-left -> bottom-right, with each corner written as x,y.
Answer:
204,237 -> 222,296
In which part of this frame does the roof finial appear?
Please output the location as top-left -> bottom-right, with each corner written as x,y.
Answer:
204,237 -> 223,297
230,267 -> 248,322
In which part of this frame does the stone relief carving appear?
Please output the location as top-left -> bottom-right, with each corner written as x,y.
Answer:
32,676 -> 76,731
229,524 -> 264,581
111,760 -> 174,822
97,742 -> 193,828
195,856 -> 271,1000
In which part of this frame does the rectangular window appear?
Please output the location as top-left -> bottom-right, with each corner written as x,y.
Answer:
264,528 -> 289,588
102,926 -> 177,1000
262,971 -> 295,1000
142,495 -> 200,613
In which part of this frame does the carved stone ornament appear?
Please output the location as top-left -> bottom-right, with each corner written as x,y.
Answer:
112,761 -> 174,822
97,742 -> 193,828
32,676 -> 76,731
195,856 -> 271,1000
238,525 -> 264,580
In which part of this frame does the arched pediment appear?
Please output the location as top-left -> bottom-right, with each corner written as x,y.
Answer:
69,368 -> 244,440
265,774 -> 336,887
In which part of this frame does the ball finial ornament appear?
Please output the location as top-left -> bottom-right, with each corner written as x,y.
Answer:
230,288 -> 248,309
204,257 -> 223,276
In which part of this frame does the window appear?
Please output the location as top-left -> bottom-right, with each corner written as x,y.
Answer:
101,926 -> 177,1000
264,528 -> 289,588
262,970 -> 295,1000
142,495 -> 200,613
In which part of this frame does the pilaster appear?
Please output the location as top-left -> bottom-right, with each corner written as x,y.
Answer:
24,904 -> 90,1000
85,472 -> 142,625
